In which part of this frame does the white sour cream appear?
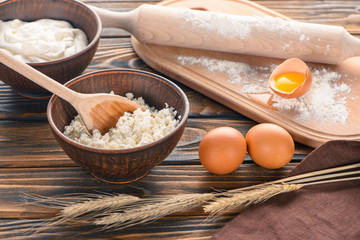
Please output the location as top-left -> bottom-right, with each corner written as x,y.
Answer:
0,19 -> 88,63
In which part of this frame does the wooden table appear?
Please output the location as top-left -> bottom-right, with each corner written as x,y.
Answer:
0,0 -> 357,239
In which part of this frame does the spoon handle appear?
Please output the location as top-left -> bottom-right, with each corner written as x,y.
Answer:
91,4 -> 360,64
0,49 -> 80,103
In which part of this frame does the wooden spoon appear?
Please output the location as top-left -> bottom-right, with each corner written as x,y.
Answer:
0,49 -> 141,135
89,4 -> 360,65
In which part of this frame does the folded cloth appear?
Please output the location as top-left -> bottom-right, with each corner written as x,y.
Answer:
212,140 -> 360,240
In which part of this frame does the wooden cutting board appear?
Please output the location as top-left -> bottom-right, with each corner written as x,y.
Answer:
132,0 -> 360,148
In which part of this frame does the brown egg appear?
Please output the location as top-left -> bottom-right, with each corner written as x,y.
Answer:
199,127 -> 247,175
269,58 -> 312,98
246,123 -> 294,169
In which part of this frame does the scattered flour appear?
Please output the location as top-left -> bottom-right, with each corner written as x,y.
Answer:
180,8 -> 299,41
273,69 -> 350,123
299,34 -> 306,42
64,93 -> 180,149
177,55 -> 351,124
178,9 -> 337,60
179,8 -> 305,52
177,56 -> 272,94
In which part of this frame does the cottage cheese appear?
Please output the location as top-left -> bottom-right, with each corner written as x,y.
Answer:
63,93 -> 180,149
0,19 -> 88,63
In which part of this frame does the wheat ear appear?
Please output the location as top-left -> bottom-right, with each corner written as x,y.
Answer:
204,183 -> 302,218
28,193 -> 140,235
60,194 -> 140,219
24,193 -> 140,219
95,193 -> 215,230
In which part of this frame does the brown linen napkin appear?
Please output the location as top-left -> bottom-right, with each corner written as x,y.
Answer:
212,140 -> 360,240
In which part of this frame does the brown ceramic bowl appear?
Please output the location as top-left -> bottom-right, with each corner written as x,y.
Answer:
0,0 -> 101,98
47,69 -> 189,184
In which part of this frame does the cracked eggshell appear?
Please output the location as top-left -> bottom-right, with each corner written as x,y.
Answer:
269,58 -> 312,99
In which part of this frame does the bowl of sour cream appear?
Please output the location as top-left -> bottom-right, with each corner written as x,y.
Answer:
0,0 -> 101,98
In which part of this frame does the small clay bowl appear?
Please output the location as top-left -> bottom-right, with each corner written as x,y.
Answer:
0,0 -> 101,99
47,69 -> 189,184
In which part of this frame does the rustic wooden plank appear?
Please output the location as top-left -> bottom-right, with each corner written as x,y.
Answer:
0,119 -> 310,167
0,216 -> 222,239
0,162 -> 298,239
0,1 -> 355,239
0,202 -> 59,219
0,163 -> 298,190
253,1 -> 360,33
0,162 -> 297,238
0,162 -> 299,238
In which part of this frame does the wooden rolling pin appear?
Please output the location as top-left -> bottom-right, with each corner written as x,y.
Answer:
91,4 -> 360,65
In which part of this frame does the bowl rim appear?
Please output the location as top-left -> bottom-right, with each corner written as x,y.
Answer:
0,0 -> 102,66
47,68 -> 190,154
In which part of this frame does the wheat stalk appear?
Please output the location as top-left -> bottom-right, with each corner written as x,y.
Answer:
25,193 -> 141,234
60,194 -> 140,219
24,163 -> 359,232
24,193 -> 140,219
204,183 -> 302,218
95,193 -> 215,230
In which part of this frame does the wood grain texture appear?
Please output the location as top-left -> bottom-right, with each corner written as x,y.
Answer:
132,3 -> 360,64
133,0 -> 360,148
0,0 -> 355,239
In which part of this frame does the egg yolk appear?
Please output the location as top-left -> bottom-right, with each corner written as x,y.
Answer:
273,72 -> 305,93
